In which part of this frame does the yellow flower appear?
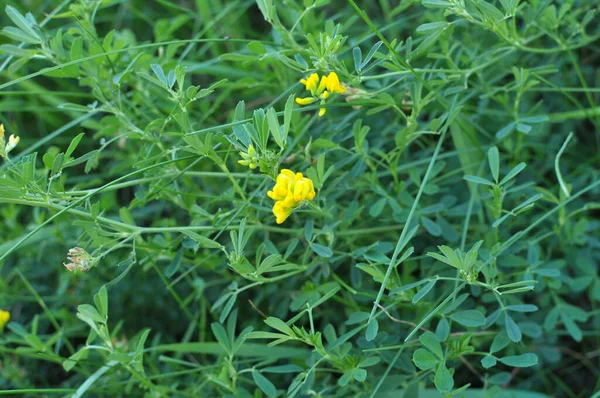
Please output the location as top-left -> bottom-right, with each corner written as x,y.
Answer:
0,124 -> 19,158
273,201 -> 293,224
300,73 -> 320,92
296,72 -> 345,117
268,169 -> 316,224
6,134 -> 19,154
0,124 -> 20,158
325,72 -> 346,94
0,309 -> 10,330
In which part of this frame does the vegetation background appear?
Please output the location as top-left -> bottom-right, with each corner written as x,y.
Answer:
0,0 -> 599,397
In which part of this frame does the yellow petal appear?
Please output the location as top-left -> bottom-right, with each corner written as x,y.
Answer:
326,72 -> 346,93
273,201 -> 293,224
0,124 -> 4,141
0,310 -> 9,328
305,178 -> 316,200
317,75 -> 328,94
294,179 -> 310,201
280,169 -> 295,178
5,135 -> 19,154
319,108 -> 326,117
303,73 -> 319,91
296,97 -> 317,105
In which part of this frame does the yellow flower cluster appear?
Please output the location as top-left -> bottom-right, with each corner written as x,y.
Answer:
267,169 -> 316,224
296,72 -> 346,117
0,124 -> 19,159
0,309 -> 10,330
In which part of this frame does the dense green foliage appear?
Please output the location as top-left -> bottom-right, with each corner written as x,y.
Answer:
1,0 -> 599,397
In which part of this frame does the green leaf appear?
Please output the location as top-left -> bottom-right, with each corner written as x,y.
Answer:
438,245 -> 462,268
422,0 -> 452,8
413,348 -> 438,370
51,153 -> 65,177
365,318 -> 379,341
359,356 -> 381,368
463,175 -> 495,186
562,315 -> 582,342
505,314 -> 522,342
77,304 -> 105,324
362,41 -> 383,68
0,44 -> 36,57
422,216 -> 442,236
354,368 -> 367,381
181,231 -> 224,250
267,107 -> 283,149
391,279 -> 428,294
311,243 -> 332,258
481,355 -> 497,369
500,162 -> 526,185
70,37 -> 83,61
419,331 -> 443,358
416,22 -> 449,34
134,329 -> 151,359
496,121 -> 516,139
283,94 -> 294,143
489,372 -> 511,385
247,41 -> 267,54
490,332 -> 510,353
119,207 -> 136,226
369,197 -> 386,217
412,279 -> 437,304
63,348 -> 88,372
516,123 -> 531,134
434,364 -> 454,392
257,254 -> 283,275
353,47 -> 362,72
413,29 -> 444,59
301,220 -> 313,243
252,370 -> 277,397
264,317 -> 294,336
478,0 -> 504,21
262,364 -> 303,373
211,323 -> 231,355
1,27 -> 39,44
520,115 -> 549,124
450,310 -> 485,327
499,353 -> 538,368
6,6 -> 39,41
151,64 -> 168,87
463,240 -> 483,271
488,146 -> 500,182
505,304 -> 538,313
312,138 -> 338,149
65,133 -> 84,159
435,318 -> 450,342
338,371 -> 352,387
219,294 -> 237,324
94,286 -> 108,318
